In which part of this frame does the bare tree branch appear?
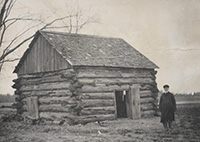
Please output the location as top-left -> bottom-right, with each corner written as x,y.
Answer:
1,17 -> 42,27
0,34 -> 34,62
77,16 -> 96,33
0,57 -> 19,71
40,15 -> 75,30
3,0 -> 16,22
75,10 -> 79,34
0,0 -> 97,72
0,14 -> 77,66
0,0 -> 9,25
44,25 -> 70,30
0,21 -> 6,47
0,57 -> 20,64
3,22 -> 43,55
69,15 -> 72,33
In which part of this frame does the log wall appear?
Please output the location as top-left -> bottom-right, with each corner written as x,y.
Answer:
13,69 -> 81,124
75,66 -> 158,120
13,66 -> 158,124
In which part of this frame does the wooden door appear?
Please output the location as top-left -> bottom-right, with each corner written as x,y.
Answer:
26,96 -> 39,119
126,91 -> 133,118
131,85 -> 141,119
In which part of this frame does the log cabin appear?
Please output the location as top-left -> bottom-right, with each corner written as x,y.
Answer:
13,30 -> 159,124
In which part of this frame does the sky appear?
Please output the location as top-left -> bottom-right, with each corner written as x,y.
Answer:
1,0 -> 200,94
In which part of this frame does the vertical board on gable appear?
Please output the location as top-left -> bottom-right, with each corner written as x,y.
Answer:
47,41 -> 51,71
28,43 -> 31,73
32,42 -> 35,73
44,37 -> 47,72
37,37 -> 40,73
24,54 -> 27,74
57,52 -> 60,70
50,47 -> 54,71
43,37 -> 46,72
54,49 -> 58,70
40,36 -> 44,72
17,34 -> 70,75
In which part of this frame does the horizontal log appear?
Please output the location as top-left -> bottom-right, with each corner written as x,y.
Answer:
141,110 -> 155,117
47,69 -> 75,77
0,103 -> 14,108
121,73 -> 155,79
81,106 -> 115,115
77,70 -> 121,78
0,108 -> 16,112
14,90 -> 22,95
81,92 -> 114,99
81,99 -> 114,107
39,112 -> 75,120
140,90 -> 153,98
18,74 -> 44,79
140,97 -> 155,104
13,78 -> 22,83
61,72 -> 76,78
19,75 -> 72,86
82,84 -> 130,93
39,96 -> 73,104
78,73 -> 155,79
82,84 -> 157,93
21,90 -> 72,97
140,103 -> 154,111
76,114 -> 116,124
76,67 -> 153,78
140,82 -> 157,89
78,77 -> 156,86
39,104 -> 71,112
18,69 -> 75,79
19,82 -> 71,92
12,83 -> 22,89
150,70 -> 157,75
140,84 -> 155,91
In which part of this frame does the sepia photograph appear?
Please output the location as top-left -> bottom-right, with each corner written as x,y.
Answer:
0,0 -> 200,141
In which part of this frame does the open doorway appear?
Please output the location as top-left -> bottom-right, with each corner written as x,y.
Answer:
114,85 -> 141,119
115,90 -> 129,118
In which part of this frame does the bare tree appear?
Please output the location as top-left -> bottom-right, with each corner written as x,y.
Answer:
0,0 -> 96,72
42,0 -> 96,33
0,0 -> 43,71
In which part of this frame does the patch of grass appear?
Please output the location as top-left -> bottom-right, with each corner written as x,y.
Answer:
175,95 -> 200,102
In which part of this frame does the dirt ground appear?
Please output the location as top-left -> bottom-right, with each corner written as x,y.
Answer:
0,103 -> 200,142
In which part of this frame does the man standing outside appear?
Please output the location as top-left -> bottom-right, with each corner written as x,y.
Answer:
159,85 -> 176,132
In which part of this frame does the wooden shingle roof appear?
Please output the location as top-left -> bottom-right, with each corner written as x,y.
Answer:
14,30 -> 158,73
41,31 -> 158,69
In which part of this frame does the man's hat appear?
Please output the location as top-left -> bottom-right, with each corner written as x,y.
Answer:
163,84 -> 169,88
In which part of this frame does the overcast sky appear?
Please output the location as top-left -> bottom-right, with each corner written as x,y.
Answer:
1,0 -> 200,94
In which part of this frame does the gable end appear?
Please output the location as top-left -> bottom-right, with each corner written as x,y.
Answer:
14,32 -> 71,75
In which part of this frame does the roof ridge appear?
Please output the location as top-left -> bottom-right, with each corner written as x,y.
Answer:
39,30 -> 122,40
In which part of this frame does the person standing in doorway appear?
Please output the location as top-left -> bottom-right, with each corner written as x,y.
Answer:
159,85 -> 176,132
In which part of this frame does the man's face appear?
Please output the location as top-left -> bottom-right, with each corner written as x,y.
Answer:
164,87 -> 169,92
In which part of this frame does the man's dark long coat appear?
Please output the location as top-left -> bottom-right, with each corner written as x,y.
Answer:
159,92 -> 176,123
